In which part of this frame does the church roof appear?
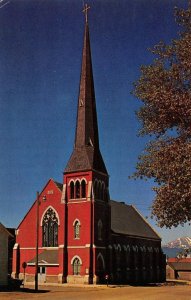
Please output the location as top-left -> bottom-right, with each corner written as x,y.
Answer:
28,249 -> 58,265
54,181 -> 63,191
64,19 -> 107,175
110,200 -> 161,240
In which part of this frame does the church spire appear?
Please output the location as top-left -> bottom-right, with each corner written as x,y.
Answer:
64,9 -> 107,175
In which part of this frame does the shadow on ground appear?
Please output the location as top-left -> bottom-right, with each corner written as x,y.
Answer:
0,287 -> 49,294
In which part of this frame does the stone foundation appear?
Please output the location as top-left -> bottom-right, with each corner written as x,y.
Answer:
67,275 -> 96,284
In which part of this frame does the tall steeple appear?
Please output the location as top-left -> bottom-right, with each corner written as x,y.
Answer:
64,8 -> 107,175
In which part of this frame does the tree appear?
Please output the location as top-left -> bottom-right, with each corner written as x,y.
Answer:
133,5 -> 191,228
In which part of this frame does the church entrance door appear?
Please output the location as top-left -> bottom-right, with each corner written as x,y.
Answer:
38,266 -> 46,283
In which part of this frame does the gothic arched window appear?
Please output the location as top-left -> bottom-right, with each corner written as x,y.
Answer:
98,219 -> 103,240
94,180 -> 98,199
76,180 -> 80,198
81,180 -> 86,198
101,182 -> 105,200
98,181 -> 102,199
74,220 -> 80,239
70,181 -> 74,199
73,257 -> 81,275
42,208 -> 58,247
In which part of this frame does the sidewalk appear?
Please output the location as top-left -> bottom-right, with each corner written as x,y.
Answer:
22,279 -> 191,290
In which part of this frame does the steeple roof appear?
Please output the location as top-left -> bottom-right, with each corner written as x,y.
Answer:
64,19 -> 107,175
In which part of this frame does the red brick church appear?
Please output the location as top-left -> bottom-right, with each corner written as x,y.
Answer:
12,10 -> 166,285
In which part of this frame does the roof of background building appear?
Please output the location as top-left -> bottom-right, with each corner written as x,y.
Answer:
110,200 -> 160,240
168,262 -> 191,271
0,223 -> 14,237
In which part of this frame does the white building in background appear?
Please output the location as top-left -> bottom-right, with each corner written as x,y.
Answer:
0,222 -> 13,286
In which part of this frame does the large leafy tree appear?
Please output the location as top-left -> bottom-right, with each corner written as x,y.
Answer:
133,5 -> 191,228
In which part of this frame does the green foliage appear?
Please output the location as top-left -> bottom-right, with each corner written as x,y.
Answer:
133,5 -> 191,228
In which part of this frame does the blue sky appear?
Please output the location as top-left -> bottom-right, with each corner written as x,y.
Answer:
0,0 -> 189,244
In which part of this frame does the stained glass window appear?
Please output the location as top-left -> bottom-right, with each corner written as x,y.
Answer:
42,208 -> 58,247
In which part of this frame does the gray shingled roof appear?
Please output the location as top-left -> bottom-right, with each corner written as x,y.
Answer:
54,181 -> 63,191
168,262 -> 191,271
110,200 -> 160,240
28,250 -> 58,265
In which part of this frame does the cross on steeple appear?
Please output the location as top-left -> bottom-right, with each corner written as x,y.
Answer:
83,3 -> 90,23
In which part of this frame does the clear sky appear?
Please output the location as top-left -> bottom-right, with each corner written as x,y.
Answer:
0,0 -> 189,244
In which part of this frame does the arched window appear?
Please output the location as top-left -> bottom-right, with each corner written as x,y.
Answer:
98,181 -> 102,199
74,220 -> 80,239
81,180 -> 86,198
94,180 -> 98,199
70,181 -> 74,199
73,257 -> 81,275
97,253 -> 105,274
76,180 -> 80,198
101,182 -> 105,200
98,219 -> 103,240
42,208 -> 58,247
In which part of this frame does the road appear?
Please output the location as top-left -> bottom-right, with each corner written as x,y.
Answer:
0,284 -> 190,300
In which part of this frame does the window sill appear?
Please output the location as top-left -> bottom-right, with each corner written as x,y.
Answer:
70,198 -> 86,200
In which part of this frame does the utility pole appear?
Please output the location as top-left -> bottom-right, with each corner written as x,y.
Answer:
35,191 -> 40,292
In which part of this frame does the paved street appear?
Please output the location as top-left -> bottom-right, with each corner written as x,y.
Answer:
0,284 -> 191,300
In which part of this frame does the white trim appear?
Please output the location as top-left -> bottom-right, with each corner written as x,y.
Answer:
68,200 -> 87,204
132,245 -> 138,252
117,244 -> 121,251
27,263 -> 59,266
13,243 -> 19,249
68,178 -> 88,186
97,253 -> 105,270
71,255 -> 82,265
40,206 -> 60,226
68,246 -> 86,249
81,178 -> 87,184
87,181 -> 92,200
113,244 -> 117,250
74,179 -> 81,185
93,245 -> 106,249
61,184 -> 66,203
73,219 -> 81,226
126,245 -> 131,252
20,247 -> 59,250
68,179 -> 75,186
101,181 -> 105,189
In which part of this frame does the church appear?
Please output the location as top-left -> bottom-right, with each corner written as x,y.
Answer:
12,8 -> 166,285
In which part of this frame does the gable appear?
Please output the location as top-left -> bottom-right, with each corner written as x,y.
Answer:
17,178 -> 62,229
